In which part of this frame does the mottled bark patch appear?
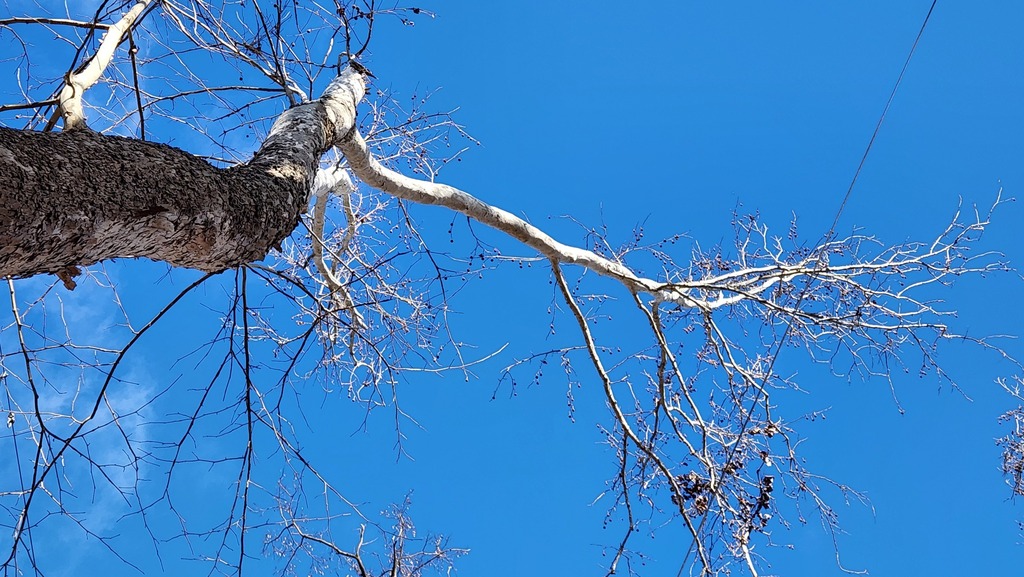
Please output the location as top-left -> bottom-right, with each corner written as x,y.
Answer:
0,128 -> 307,278
0,69 -> 365,281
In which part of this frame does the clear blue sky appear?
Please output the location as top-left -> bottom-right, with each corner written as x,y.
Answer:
4,2 -> 1024,576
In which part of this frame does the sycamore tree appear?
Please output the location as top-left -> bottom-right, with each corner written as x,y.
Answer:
0,2 -> 1020,576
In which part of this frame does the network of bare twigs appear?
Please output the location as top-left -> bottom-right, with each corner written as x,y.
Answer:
0,2 -> 469,577
0,2 -> 1018,577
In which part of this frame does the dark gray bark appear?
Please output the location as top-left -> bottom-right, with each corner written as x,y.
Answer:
0,69 -> 365,282
0,127 -> 302,278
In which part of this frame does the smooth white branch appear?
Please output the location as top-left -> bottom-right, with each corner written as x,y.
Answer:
335,106 -> 995,329
57,0 -> 151,131
337,128 -> 672,296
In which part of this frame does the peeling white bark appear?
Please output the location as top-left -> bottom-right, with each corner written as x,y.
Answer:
249,68 -> 364,181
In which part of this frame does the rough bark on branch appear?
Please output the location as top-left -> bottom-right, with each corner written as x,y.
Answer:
0,70 -> 365,280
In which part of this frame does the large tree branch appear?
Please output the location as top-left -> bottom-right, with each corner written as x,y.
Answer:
0,70 -> 365,280
337,110 -> 998,326
337,128 -> 669,296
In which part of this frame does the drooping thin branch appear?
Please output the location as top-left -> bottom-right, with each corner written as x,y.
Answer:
551,260 -> 713,574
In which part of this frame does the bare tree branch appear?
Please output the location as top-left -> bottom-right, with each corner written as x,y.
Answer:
57,0 -> 151,131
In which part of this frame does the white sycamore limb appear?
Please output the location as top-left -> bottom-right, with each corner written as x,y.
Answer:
57,0 -> 151,131
325,69 -> 1002,575
336,116 -> 988,324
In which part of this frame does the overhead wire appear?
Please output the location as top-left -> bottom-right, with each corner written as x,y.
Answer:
677,1 -> 939,574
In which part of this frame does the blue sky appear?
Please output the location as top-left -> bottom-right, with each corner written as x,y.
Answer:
2,1 -> 1024,576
